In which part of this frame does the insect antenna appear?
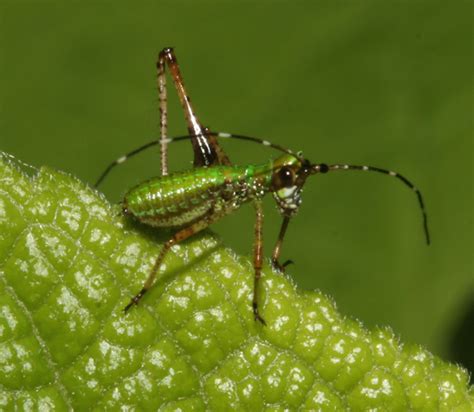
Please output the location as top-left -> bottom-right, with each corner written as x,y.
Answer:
94,140 -> 158,187
94,131 -> 298,187
168,132 -> 298,157
312,163 -> 430,245
94,134 -> 430,244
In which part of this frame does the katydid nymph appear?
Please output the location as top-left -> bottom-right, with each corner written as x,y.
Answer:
95,48 -> 430,325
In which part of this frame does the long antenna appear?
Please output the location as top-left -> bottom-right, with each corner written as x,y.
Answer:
94,133 -> 430,245
95,140 -> 158,187
312,162 -> 430,245
94,131 -> 296,187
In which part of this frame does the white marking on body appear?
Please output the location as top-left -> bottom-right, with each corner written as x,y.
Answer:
117,156 -> 127,164
363,166 -> 369,171
262,140 -> 271,146
279,186 -> 297,198
389,171 -> 396,176
218,132 -> 231,138
344,165 -> 349,170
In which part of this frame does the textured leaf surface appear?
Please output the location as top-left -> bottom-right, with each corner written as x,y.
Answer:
0,153 -> 472,411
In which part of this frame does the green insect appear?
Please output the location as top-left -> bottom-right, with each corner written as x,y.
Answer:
95,47 -> 430,325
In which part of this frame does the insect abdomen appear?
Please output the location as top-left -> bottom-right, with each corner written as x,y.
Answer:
123,167 -> 237,227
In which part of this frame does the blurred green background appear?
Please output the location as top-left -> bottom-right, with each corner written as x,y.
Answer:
1,1 -> 472,372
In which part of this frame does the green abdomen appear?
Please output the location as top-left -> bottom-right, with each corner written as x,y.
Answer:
123,166 -> 239,228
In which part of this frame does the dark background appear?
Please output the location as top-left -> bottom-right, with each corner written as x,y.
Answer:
1,1 -> 472,373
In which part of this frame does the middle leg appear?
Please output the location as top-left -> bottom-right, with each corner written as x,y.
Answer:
252,199 -> 266,325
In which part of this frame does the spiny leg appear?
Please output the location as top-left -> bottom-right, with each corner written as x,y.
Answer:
158,48 -> 231,167
252,199 -> 266,325
157,49 -> 169,175
124,208 -> 226,311
271,215 -> 294,272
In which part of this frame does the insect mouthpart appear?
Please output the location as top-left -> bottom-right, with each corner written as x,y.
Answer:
273,185 -> 303,216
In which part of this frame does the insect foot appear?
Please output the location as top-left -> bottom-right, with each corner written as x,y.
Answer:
253,302 -> 267,326
123,288 -> 147,312
271,258 -> 294,273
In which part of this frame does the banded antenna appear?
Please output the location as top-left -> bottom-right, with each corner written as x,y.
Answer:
94,131 -> 430,245
94,131 -> 297,188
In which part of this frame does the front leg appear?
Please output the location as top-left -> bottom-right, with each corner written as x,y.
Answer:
252,199 -> 266,325
271,216 -> 293,273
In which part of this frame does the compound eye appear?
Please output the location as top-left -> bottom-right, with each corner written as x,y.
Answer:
278,167 -> 294,187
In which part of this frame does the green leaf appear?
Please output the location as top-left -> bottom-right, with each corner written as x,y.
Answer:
0,152 -> 472,411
